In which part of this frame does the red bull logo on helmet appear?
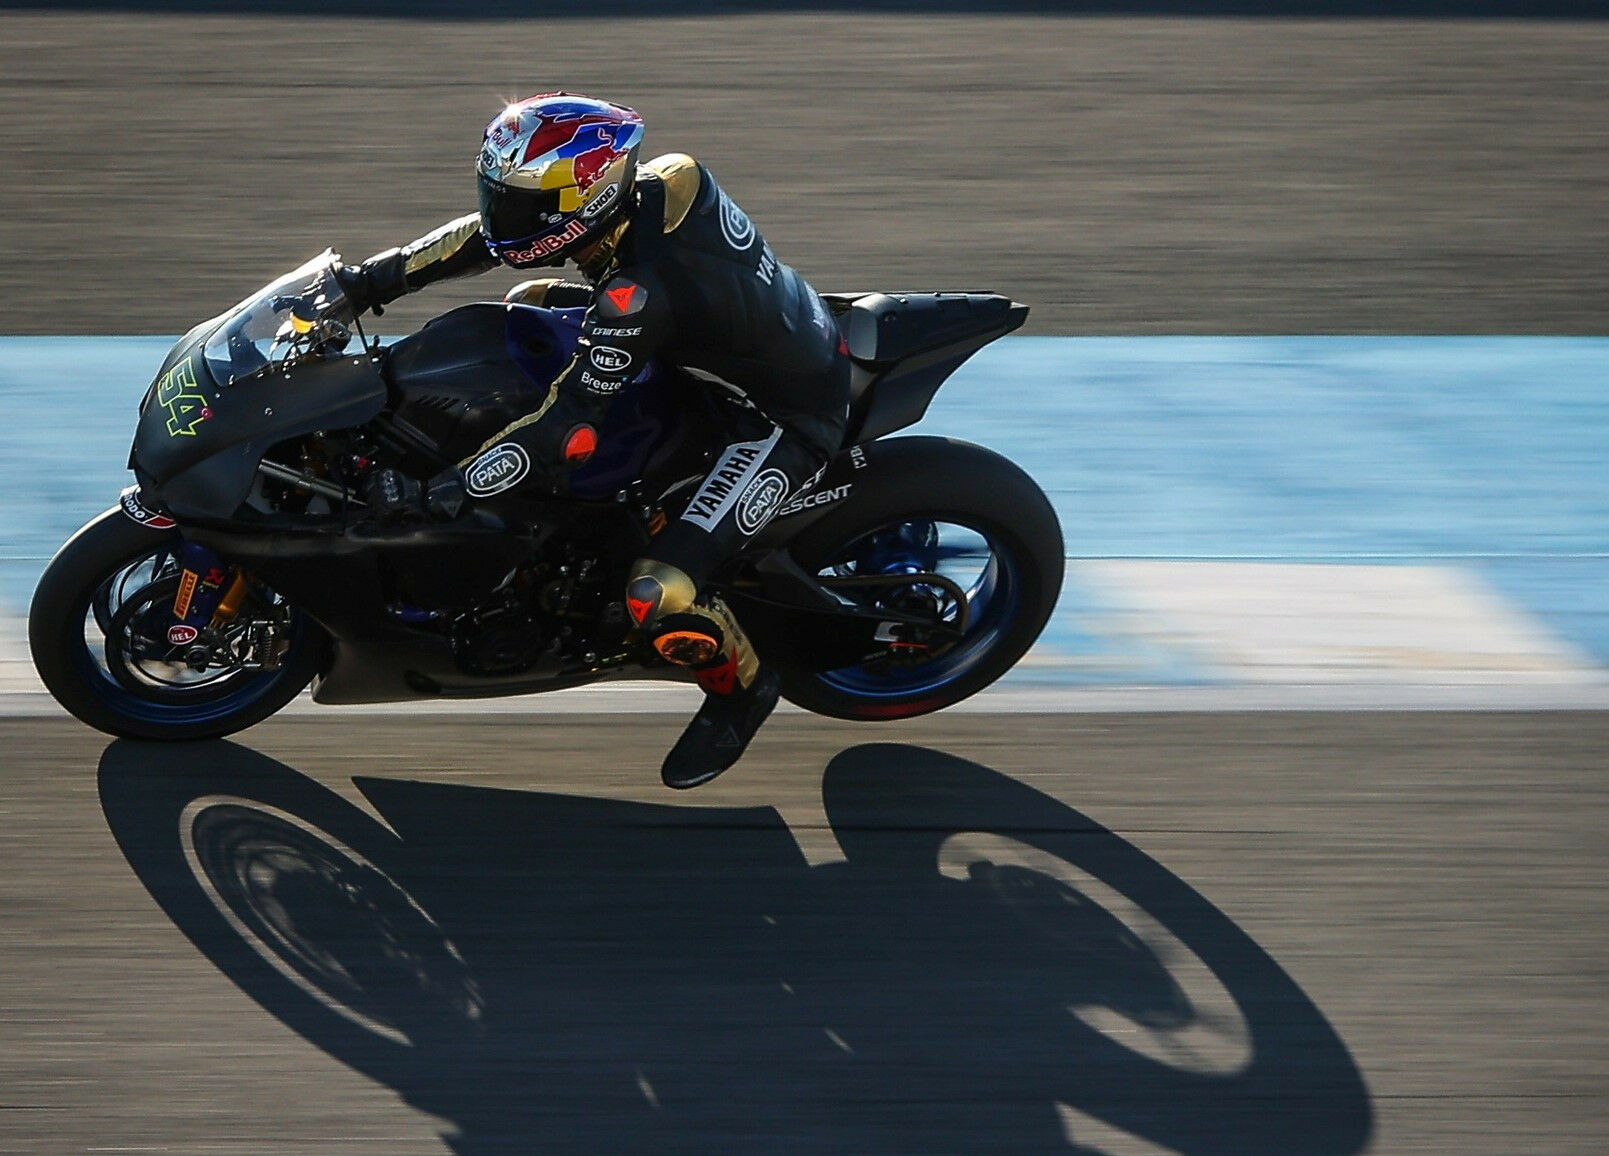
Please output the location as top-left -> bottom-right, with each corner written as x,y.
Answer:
498,218 -> 588,265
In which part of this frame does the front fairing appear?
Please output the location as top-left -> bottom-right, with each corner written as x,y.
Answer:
130,253 -> 385,520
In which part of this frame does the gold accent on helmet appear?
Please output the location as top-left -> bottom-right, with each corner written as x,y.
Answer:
403,214 -> 482,276
642,153 -> 701,233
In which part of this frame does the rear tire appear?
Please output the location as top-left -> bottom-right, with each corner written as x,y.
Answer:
29,509 -> 326,741
772,437 -> 1063,720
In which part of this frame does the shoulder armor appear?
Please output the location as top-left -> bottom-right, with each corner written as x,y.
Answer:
641,153 -> 702,233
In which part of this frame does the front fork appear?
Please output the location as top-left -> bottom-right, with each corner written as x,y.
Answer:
166,542 -> 279,669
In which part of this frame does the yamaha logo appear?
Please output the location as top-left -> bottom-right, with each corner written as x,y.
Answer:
465,443 -> 531,497
589,345 -> 632,373
717,188 -> 755,251
735,469 -> 789,536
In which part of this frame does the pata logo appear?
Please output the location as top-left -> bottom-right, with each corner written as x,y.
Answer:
736,469 -> 789,535
466,443 -> 531,496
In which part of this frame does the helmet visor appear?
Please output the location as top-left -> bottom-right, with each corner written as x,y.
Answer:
477,174 -> 565,247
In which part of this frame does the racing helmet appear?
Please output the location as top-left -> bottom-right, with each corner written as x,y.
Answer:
476,93 -> 645,268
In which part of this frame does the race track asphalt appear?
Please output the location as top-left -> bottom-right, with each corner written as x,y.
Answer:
1,710 -> 1603,1154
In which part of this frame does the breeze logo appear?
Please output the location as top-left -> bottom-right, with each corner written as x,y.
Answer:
156,358 -> 208,438
681,429 -> 783,530
589,345 -> 632,373
466,443 -> 531,496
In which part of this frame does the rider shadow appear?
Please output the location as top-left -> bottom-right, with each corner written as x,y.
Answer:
98,740 -> 1372,1155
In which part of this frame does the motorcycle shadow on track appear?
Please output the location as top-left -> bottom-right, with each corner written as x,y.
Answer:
97,740 -> 1373,1155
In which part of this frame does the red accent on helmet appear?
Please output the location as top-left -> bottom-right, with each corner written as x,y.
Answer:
627,596 -> 655,625
562,424 -> 598,463
606,284 -> 639,313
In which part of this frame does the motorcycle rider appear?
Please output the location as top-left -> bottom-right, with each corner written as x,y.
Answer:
340,93 -> 851,789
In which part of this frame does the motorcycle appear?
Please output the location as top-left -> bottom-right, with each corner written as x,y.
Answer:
29,251 -> 1063,740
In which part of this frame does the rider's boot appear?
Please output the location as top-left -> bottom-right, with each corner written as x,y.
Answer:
650,595 -> 778,789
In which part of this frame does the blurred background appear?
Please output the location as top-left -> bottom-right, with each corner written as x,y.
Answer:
1,1 -> 1606,335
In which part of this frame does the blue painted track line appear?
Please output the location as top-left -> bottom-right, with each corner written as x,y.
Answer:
3,335 -> 1606,674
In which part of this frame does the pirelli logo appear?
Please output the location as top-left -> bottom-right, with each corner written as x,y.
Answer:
172,569 -> 200,620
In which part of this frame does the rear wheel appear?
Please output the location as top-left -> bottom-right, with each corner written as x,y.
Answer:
774,438 -> 1063,720
29,509 -> 327,740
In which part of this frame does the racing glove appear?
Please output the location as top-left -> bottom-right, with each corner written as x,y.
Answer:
335,249 -> 409,318
364,468 -> 467,522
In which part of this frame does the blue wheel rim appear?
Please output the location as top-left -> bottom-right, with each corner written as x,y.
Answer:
815,520 -> 1022,701
72,545 -> 306,727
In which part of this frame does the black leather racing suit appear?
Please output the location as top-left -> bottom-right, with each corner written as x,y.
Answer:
354,153 -> 852,696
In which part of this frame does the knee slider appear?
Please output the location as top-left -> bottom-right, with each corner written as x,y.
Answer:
649,611 -> 727,669
625,560 -> 697,630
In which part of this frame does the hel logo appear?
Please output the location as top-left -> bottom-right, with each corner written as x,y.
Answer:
717,188 -> 755,251
603,281 -> 643,315
156,357 -> 208,438
465,443 -> 531,497
735,469 -> 790,536
172,570 -> 200,620
588,345 -> 632,373
166,624 -> 199,647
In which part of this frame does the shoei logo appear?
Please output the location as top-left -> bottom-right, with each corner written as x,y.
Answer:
717,188 -> 755,251
465,443 -> 531,496
735,469 -> 790,536
580,181 -> 620,220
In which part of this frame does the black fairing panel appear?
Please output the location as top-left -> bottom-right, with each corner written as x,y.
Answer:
385,303 -> 551,463
132,352 -> 387,521
823,292 -> 1029,443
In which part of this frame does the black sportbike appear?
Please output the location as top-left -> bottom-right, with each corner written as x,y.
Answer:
30,253 -> 1062,739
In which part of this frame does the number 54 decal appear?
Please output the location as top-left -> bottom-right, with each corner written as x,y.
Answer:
157,358 -> 210,437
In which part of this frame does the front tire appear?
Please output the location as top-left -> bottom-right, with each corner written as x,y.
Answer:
29,509 -> 326,740
773,437 -> 1063,720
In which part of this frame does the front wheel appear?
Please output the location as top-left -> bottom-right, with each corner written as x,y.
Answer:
29,509 -> 327,740
773,437 -> 1063,720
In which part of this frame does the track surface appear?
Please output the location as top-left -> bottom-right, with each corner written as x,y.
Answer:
1,712 -> 1603,1154
1,12 -> 1607,334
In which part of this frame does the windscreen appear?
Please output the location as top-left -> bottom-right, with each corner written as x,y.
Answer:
201,250 -> 355,388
